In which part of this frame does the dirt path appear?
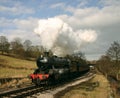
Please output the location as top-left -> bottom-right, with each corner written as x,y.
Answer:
57,74 -> 113,98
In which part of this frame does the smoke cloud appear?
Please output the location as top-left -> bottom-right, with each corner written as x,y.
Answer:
34,17 -> 97,56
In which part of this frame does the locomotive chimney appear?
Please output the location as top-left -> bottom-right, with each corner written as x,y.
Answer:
44,52 -> 49,57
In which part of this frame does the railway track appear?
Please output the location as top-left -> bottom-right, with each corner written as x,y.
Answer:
0,85 -> 40,98
0,71 -> 95,98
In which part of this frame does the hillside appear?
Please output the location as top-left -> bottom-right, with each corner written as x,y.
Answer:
0,55 -> 37,78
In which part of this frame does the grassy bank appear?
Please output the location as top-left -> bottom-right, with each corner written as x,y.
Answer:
0,54 -> 37,78
58,74 -> 112,98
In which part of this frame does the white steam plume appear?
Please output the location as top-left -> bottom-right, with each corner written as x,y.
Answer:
34,17 -> 97,56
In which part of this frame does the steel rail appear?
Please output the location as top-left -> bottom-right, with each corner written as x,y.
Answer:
0,71 -> 95,98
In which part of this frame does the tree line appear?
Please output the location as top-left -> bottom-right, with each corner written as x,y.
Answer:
0,36 -> 46,59
96,41 -> 120,79
0,35 -> 87,64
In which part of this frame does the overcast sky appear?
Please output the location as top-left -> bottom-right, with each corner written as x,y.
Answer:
0,0 -> 120,60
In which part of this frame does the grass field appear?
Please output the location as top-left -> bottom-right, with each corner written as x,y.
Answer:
0,54 -> 37,78
60,74 -> 111,98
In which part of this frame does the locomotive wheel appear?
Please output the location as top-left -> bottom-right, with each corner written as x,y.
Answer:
36,78 -> 41,86
47,75 -> 56,86
32,79 -> 35,83
47,77 -> 53,86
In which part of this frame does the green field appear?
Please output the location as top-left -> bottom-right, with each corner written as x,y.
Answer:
0,55 -> 37,78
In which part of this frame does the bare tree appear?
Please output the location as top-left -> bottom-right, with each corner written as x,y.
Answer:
10,37 -> 24,56
0,36 -> 10,54
23,40 -> 32,57
23,40 -> 32,51
74,52 -> 86,60
28,45 -> 41,58
106,41 -> 120,65
96,55 -> 111,75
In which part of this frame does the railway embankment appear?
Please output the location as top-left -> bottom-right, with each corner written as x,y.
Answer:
107,75 -> 120,98
0,71 -> 117,98
54,72 -> 115,98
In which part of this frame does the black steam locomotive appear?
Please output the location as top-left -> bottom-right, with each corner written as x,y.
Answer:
30,52 -> 90,85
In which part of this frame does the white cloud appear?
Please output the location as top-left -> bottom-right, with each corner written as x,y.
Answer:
0,17 -> 40,45
0,17 -> 13,27
56,1 -> 120,60
50,2 -> 65,9
0,4 -> 34,15
1,29 -> 40,45
99,0 -> 120,6
77,0 -> 88,8
1,0 -> 120,60
13,18 -> 38,30
59,5 -> 120,29
0,17 -> 39,30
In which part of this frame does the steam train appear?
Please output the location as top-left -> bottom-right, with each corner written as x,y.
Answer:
30,52 -> 90,86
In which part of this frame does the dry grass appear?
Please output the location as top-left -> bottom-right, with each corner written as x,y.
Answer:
0,54 -> 37,78
0,55 -> 36,69
0,67 -> 33,77
61,74 -> 111,98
